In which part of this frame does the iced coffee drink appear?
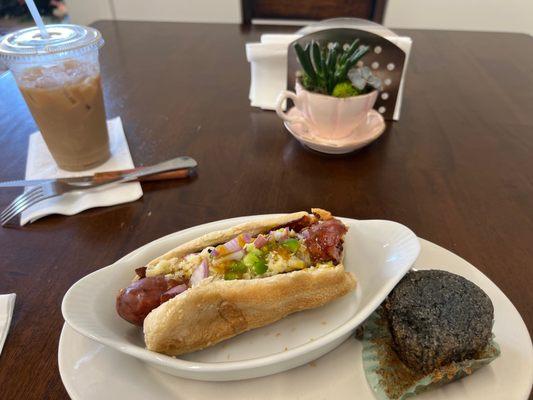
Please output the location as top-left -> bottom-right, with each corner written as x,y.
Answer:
0,24 -> 110,171
18,60 -> 109,170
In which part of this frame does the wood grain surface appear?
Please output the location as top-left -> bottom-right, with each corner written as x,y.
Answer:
0,21 -> 531,399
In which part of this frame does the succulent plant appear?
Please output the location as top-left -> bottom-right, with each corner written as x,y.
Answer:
295,39 -> 383,97
294,39 -> 369,96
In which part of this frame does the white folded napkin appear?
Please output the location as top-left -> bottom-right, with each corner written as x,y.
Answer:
0,293 -> 15,356
20,117 -> 143,225
246,42 -> 289,110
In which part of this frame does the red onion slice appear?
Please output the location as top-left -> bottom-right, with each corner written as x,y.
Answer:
216,250 -> 245,264
224,238 -> 241,253
298,229 -> 310,239
225,250 -> 244,261
272,227 -> 289,241
189,259 -> 209,286
212,234 -> 252,258
160,284 -> 188,302
254,234 -> 268,248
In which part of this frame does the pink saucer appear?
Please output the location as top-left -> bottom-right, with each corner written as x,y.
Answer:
284,108 -> 386,154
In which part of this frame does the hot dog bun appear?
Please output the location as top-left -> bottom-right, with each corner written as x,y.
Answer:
144,264 -> 355,355
141,209 -> 355,356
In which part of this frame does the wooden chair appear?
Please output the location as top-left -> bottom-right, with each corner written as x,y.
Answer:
241,0 -> 388,25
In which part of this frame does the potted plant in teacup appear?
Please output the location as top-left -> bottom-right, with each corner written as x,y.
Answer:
276,40 -> 385,154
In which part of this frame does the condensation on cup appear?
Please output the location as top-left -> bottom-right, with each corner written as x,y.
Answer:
0,24 -> 110,171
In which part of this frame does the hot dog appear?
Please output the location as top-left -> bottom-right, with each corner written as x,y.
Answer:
116,209 -> 356,356
116,276 -> 186,326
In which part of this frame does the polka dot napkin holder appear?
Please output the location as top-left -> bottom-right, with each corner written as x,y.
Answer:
246,29 -> 411,121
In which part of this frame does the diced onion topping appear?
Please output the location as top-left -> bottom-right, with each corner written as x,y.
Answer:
253,234 -> 268,248
212,234 -> 251,257
272,227 -> 289,241
160,284 -> 188,302
189,259 -> 209,286
225,250 -> 244,261
299,229 -> 310,239
224,238 -> 241,253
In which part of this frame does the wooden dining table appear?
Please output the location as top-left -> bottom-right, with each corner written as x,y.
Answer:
0,20 -> 531,399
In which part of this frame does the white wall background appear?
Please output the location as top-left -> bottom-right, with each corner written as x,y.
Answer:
67,0 -> 113,25
67,0 -> 240,26
384,0 -> 533,35
67,0 -> 533,35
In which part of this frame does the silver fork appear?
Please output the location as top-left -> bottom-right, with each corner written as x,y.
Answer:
1,156 -> 197,226
1,181 -> 78,226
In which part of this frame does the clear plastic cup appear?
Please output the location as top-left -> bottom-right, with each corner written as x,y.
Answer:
0,24 -> 110,171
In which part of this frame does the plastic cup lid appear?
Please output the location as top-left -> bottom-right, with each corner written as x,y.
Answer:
0,24 -> 103,60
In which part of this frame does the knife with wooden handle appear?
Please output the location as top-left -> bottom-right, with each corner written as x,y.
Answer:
0,157 -> 197,188
93,167 -> 192,182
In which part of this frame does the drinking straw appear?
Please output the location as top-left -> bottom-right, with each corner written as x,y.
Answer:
25,0 -> 50,39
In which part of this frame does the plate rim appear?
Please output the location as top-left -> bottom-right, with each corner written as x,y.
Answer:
61,215 -> 420,374
58,237 -> 533,400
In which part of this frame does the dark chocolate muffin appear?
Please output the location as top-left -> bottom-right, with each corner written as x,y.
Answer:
385,270 -> 494,374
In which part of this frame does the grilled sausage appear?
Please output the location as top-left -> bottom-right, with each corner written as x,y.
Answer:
116,276 -> 181,326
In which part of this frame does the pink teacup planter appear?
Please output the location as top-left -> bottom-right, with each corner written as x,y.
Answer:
276,82 -> 378,141
276,39 -> 384,152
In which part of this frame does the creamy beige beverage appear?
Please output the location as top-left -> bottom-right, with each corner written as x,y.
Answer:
0,24 -> 110,171
18,60 -> 110,170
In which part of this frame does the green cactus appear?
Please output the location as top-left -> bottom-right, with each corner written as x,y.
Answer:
294,39 -> 369,96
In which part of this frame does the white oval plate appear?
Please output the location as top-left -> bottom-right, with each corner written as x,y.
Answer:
58,238 -> 533,400
61,216 -> 420,381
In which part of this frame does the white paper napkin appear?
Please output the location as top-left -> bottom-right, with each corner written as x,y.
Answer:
0,293 -> 15,356
246,42 -> 289,110
20,117 -> 143,225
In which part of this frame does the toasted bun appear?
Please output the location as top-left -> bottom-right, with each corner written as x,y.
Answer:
142,209 -> 355,356
144,265 -> 355,355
